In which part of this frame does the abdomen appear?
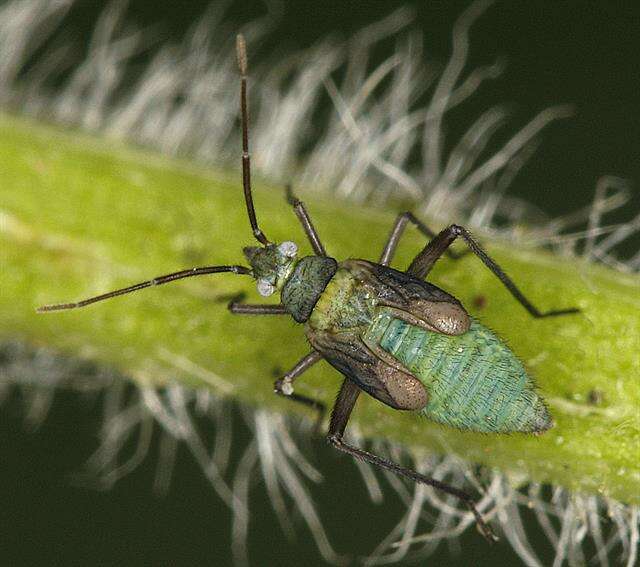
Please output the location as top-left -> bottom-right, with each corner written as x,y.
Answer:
363,308 -> 552,433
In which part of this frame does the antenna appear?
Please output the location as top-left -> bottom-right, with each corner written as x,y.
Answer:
37,265 -> 251,311
236,34 -> 269,246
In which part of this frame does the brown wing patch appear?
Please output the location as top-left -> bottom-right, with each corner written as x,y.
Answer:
342,259 -> 470,336
377,361 -> 427,410
306,328 -> 428,411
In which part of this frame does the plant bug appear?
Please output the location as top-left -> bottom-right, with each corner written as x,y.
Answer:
38,34 -> 580,544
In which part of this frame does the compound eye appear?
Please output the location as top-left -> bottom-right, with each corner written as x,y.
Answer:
257,279 -> 275,297
278,241 -> 298,258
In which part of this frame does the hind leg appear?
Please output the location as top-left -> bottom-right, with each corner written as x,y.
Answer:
408,224 -> 579,318
379,212 -> 467,266
327,378 -> 498,543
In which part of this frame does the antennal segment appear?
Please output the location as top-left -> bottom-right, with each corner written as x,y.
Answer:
37,265 -> 251,312
236,34 -> 269,246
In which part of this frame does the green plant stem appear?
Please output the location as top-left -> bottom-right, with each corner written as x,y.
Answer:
1,113 -> 638,504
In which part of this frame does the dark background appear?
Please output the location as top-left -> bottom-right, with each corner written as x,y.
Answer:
2,1 -> 639,565
62,0 -> 640,229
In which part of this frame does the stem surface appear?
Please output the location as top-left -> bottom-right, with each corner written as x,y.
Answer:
1,114 -> 638,504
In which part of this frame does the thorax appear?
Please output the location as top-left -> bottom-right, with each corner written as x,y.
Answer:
306,264 -> 376,332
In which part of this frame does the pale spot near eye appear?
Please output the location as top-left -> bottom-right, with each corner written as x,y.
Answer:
257,280 -> 275,297
278,241 -> 298,257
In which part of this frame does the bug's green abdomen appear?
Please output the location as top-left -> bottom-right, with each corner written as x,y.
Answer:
364,309 -> 552,433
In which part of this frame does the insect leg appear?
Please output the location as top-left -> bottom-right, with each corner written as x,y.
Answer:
274,351 -> 326,431
37,265 -> 252,312
407,224 -> 580,318
379,212 -> 467,266
285,184 -> 327,256
327,378 -> 498,543
226,293 -> 289,315
229,303 -> 288,314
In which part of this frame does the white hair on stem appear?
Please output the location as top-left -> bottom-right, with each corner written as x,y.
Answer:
1,340 -> 639,565
250,409 -> 346,565
2,0 -> 638,260
1,0 -> 639,565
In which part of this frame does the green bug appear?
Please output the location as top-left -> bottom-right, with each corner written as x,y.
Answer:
38,35 -> 579,543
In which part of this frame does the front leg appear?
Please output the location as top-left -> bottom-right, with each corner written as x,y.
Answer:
285,185 -> 327,257
379,212 -> 467,266
327,378 -> 498,543
226,292 -> 289,315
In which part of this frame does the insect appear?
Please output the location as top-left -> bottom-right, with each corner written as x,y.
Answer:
38,34 -> 579,543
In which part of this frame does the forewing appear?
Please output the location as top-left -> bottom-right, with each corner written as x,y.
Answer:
309,329 -> 427,411
343,260 -> 470,335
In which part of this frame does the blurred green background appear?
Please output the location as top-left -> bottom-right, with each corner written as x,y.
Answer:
1,1 -> 638,565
